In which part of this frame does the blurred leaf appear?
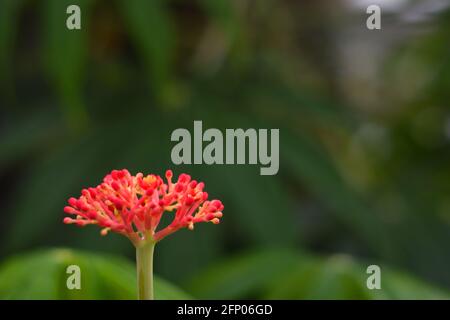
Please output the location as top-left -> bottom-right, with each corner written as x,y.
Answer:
5,110 -> 158,252
187,249 -> 299,299
0,248 -> 191,299
176,101 -> 298,246
188,249 -> 450,299
269,254 -> 450,300
42,0 -> 93,129
0,109 -> 61,170
0,0 -> 24,97
156,224 -> 223,284
246,78 -> 354,130
381,269 -> 450,300
5,134 -> 101,251
198,0 -> 238,39
281,131 -> 395,260
267,255 -> 374,299
209,166 -> 297,245
118,0 -> 176,106
0,249 -> 61,299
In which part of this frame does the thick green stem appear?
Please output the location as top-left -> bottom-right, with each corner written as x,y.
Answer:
136,241 -> 155,300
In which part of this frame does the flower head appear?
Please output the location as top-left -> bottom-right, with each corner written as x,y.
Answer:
64,169 -> 224,246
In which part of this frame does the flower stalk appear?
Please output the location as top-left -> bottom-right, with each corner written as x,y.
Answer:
136,241 -> 155,300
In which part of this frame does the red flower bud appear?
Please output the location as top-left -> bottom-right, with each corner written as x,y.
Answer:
111,181 -> 120,191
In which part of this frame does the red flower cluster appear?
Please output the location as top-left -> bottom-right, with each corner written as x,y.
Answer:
63,169 -> 224,245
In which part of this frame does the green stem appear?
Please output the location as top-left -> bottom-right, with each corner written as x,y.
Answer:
136,241 -> 155,300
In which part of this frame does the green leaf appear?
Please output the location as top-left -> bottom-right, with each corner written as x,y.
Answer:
198,0 -> 238,39
281,131 -> 396,260
0,0 -> 24,98
0,248 -> 191,299
187,249 -> 299,299
209,166 -> 297,245
267,255 -> 374,299
381,269 -> 450,300
0,109 -> 61,170
118,0 -> 176,106
188,249 -> 450,299
5,135 -> 101,251
155,224 -> 222,284
175,103 -> 298,246
42,0 -> 93,129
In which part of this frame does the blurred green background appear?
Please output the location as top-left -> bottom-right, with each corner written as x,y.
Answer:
1,0 -> 450,299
